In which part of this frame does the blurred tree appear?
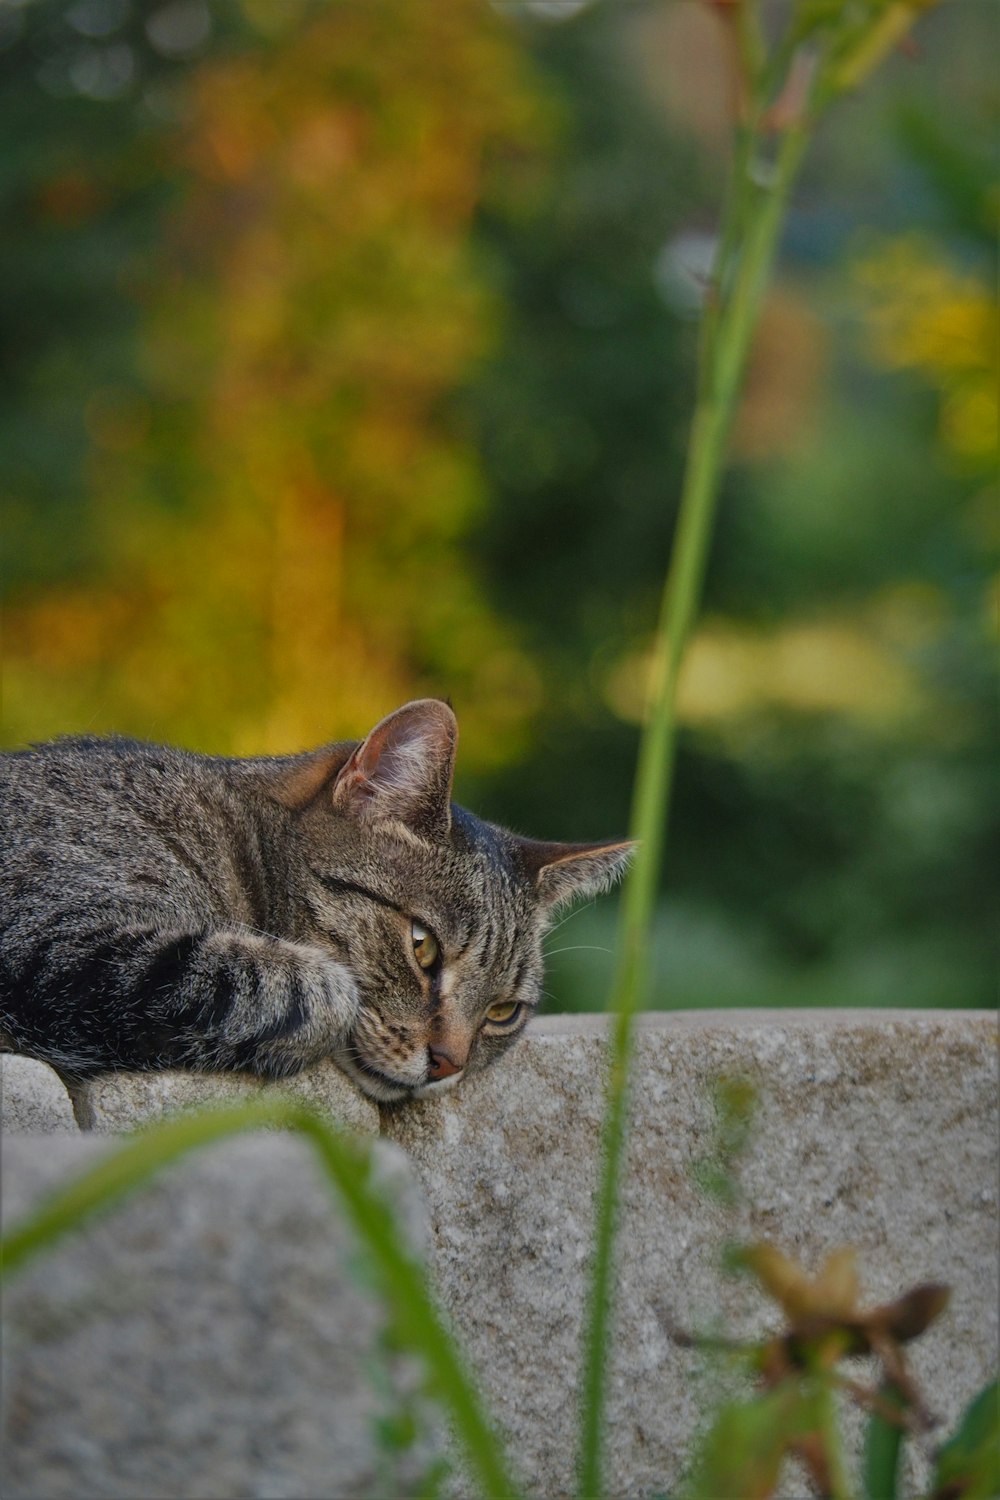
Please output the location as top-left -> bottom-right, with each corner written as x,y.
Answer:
0,0 -> 178,598
2,0 -> 550,762
464,2 -> 997,1007
460,1 -> 699,835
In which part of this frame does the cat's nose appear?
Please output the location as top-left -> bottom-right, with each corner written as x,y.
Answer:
427,1045 -> 463,1081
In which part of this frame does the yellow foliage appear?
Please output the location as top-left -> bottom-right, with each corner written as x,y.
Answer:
855,235 -> 999,465
744,1243 -> 861,1323
605,600 -> 926,732
3,0 -> 551,764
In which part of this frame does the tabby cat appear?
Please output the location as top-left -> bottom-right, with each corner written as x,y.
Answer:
0,700 -> 630,1100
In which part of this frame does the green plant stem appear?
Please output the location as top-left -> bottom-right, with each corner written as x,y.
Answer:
863,1382 -> 907,1500
577,116 -> 812,1500
0,1100 -> 521,1500
734,0 -> 767,93
578,2 -> 942,1489
816,1384 -> 853,1500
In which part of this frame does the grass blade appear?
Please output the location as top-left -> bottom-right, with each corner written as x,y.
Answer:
863,1382 -> 906,1500
577,106 -> 813,1500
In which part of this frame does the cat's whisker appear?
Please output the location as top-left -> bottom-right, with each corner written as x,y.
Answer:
220,918 -> 283,946
543,943 -> 613,958
545,898 -> 598,937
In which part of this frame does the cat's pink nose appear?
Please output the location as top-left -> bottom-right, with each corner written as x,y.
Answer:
427,1046 -> 463,1081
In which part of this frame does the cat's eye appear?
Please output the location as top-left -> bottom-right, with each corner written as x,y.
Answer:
411,921 -> 439,971
484,1000 -> 522,1027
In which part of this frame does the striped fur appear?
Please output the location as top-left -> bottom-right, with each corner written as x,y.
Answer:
0,701 -> 630,1100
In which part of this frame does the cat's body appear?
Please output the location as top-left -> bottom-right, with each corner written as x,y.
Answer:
0,700 -> 629,1101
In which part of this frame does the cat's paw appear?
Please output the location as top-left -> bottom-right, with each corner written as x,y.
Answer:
250,942 -> 361,1076
294,945 -> 360,1038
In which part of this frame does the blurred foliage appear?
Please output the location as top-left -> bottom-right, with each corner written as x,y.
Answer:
856,235 -> 998,467
676,1241 -> 971,1500
0,0 -> 996,1008
1,0 -> 551,761
465,1 -> 998,1009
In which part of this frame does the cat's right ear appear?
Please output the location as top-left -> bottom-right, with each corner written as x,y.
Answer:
517,836 -> 635,911
330,699 -> 457,841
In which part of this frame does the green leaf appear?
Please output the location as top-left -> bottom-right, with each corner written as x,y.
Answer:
930,1378 -> 1000,1500
685,1388 -> 802,1500
864,1382 -> 907,1500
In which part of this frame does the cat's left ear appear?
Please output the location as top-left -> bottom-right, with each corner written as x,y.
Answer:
517,837 -> 635,911
331,699 -> 457,841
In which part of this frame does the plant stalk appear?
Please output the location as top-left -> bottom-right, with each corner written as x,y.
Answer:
816,1383 -> 853,1500
577,116 -> 813,1500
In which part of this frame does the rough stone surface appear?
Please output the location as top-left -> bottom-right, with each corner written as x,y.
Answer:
1,1131 -> 435,1500
72,1057 -> 379,1136
3,1011 -> 996,1499
0,1054 -> 78,1132
383,1009 -> 1000,1499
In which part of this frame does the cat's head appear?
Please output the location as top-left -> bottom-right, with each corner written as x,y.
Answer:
279,699 -> 632,1103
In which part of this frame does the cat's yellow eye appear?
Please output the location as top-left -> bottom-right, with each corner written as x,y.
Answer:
411,921 -> 439,971
484,1000 -> 521,1026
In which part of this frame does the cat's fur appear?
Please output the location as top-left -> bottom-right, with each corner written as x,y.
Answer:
0,700 -> 630,1101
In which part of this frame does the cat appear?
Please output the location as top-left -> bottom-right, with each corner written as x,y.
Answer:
0,699 -> 631,1101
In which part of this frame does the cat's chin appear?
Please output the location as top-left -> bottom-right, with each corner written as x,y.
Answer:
333,1047 -> 420,1103
333,1047 -> 466,1102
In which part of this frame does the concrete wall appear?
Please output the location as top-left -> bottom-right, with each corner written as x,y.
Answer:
2,1010 -> 997,1498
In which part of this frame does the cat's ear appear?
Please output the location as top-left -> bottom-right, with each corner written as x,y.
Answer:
517,836 -> 635,911
331,699 -> 457,841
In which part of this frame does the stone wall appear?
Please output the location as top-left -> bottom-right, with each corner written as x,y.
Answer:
2,1010 -> 997,1498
